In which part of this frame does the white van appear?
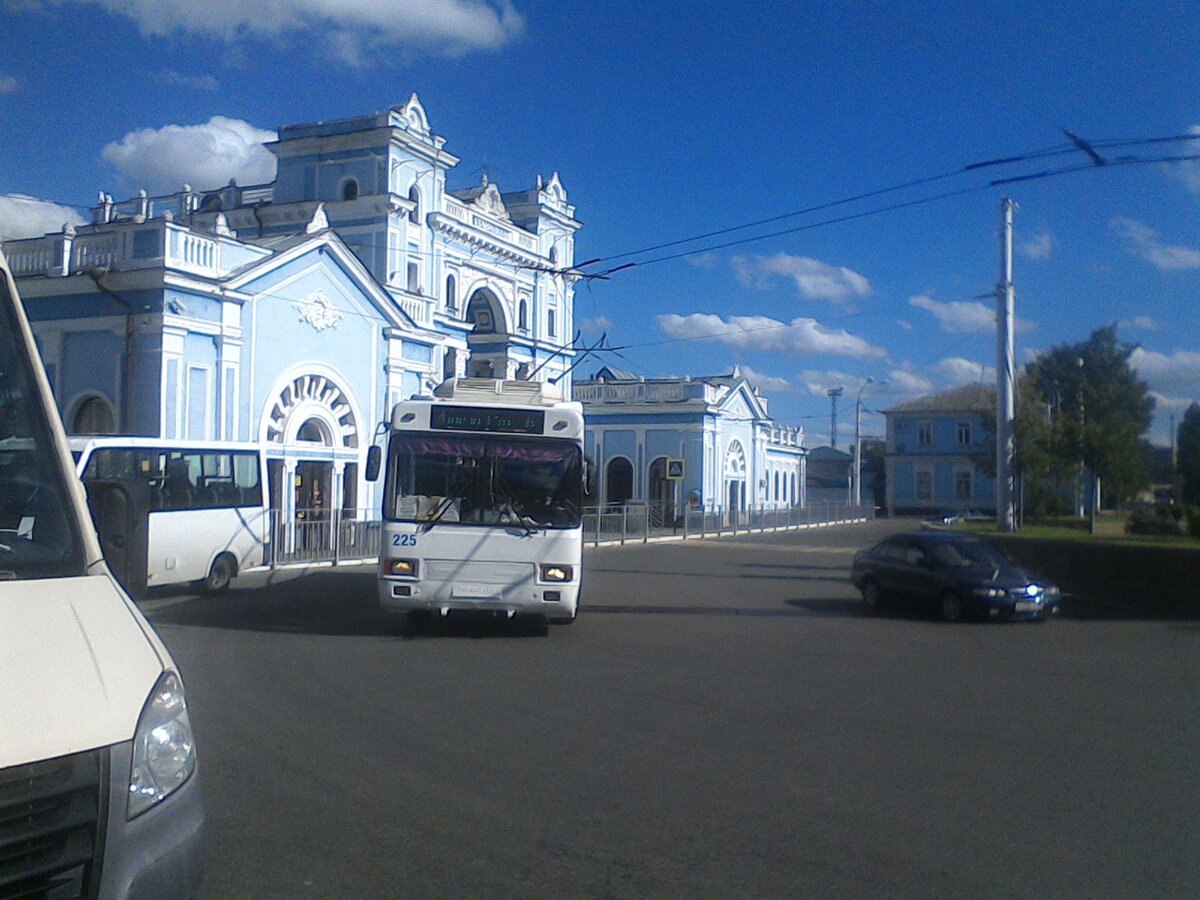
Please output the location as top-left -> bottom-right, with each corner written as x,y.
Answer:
0,250 -> 204,898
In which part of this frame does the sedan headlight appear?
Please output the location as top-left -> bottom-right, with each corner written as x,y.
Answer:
129,671 -> 197,819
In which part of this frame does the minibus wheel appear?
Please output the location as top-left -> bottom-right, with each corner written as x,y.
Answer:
203,554 -> 236,593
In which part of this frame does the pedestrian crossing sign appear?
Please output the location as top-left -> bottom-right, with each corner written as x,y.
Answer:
666,458 -> 685,480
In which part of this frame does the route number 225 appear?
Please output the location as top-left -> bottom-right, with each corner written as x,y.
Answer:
392,534 -> 418,547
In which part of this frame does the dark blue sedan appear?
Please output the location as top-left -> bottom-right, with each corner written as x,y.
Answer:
850,532 -> 1061,622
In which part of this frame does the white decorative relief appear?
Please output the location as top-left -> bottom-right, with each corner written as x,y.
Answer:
293,291 -> 343,332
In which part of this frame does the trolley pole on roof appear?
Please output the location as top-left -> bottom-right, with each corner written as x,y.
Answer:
995,197 -> 1017,532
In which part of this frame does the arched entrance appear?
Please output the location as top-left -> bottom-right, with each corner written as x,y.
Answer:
724,440 -> 747,527
261,371 -> 363,560
605,457 -> 633,505
647,457 -> 676,526
466,288 -> 511,379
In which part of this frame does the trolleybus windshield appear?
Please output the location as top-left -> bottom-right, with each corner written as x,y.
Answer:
386,433 -> 582,529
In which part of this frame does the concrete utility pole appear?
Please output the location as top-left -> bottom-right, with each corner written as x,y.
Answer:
853,377 -> 885,506
827,386 -> 844,449
995,198 -> 1017,532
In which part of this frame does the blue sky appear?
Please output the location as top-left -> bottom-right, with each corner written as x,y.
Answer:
2,0 -> 1198,447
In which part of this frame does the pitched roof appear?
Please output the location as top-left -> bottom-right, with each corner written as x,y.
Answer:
885,384 -> 995,414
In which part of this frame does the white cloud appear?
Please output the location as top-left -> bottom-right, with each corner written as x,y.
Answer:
102,116 -> 277,194
1131,348 -> 1200,397
579,316 -> 612,333
1118,315 -> 1158,332
1019,231 -> 1053,260
1111,217 -> 1200,271
732,253 -> 871,304
795,369 -> 856,398
909,294 -> 1035,335
656,313 -> 886,359
936,357 -> 996,386
885,367 -> 934,397
152,69 -> 219,91
50,0 -> 524,62
1149,392 -> 1197,416
0,194 -> 87,241
738,365 -> 790,393
686,252 -> 718,270
896,319 -> 913,331
0,75 -> 16,95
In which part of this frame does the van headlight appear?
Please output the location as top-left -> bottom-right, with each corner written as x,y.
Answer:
128,671 -> 197,819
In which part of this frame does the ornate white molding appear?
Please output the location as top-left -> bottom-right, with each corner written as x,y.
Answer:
293,290 -> 344,332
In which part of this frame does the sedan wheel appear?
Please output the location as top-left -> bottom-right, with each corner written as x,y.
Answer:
940,590 -> 965,623
862,579 -> 885,612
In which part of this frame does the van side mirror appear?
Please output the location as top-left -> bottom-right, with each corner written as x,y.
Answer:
365,445 -> 382,482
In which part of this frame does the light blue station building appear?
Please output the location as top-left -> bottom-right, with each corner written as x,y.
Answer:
4,95 -> 580,519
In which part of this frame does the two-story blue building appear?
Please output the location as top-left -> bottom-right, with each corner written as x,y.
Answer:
2,95 -> 580,522
575,366 -> 807,523
884,384 -> 996,517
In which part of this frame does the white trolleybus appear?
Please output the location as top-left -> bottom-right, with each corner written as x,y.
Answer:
371,378 -> 585,628
70,437 -> 269,593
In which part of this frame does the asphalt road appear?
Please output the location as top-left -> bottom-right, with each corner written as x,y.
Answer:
145,519 -> 1200,898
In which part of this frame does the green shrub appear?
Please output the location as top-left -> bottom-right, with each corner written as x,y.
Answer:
1126,503 -> 1185,535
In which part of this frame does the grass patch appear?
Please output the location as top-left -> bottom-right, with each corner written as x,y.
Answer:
956,519 -> 1199,549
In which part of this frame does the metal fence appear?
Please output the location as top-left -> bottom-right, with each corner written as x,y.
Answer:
267,507 -> 381,566
582,501 -> 873,546
259,501 -> 871,567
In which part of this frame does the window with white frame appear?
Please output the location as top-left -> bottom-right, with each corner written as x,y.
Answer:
407,262 -> 420,294
917,421 -> 933,447
547,306 -> 557,338
916,469 -> 933,500
957,421 -> 972,446
445,274 -> 457,311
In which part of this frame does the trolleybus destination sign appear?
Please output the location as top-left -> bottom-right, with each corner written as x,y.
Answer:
430,405 -> 546,435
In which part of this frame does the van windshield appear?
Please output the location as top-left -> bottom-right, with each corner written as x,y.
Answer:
0,269 -> 85,579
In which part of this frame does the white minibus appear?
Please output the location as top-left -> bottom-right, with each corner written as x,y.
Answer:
71,438 -> 270,593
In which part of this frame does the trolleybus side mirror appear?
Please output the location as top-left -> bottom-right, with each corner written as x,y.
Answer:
583,455 -> 595,496
365,445 -> 381,482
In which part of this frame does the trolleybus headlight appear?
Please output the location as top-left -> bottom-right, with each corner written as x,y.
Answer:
128,671 -> 196,819
386,559 -> 419,577
540,564 -> 573,582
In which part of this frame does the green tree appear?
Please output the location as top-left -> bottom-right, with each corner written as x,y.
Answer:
1017,325 -> 1154,511
1178,402 -> 1200,505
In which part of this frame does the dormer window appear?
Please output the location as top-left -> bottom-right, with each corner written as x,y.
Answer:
341,179 -> 359,201
407,185 -> 420,225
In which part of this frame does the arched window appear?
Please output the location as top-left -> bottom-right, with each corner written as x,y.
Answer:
774,471 -> 780,502
791,472 -> 797,504
518,299 -> 528,331
445,274 -> 457,311
548,246 -> 558,266
606,457 -> 633,505
341,179 -> 359,202
407,185 -> 420,224
72,395 -> 116,435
